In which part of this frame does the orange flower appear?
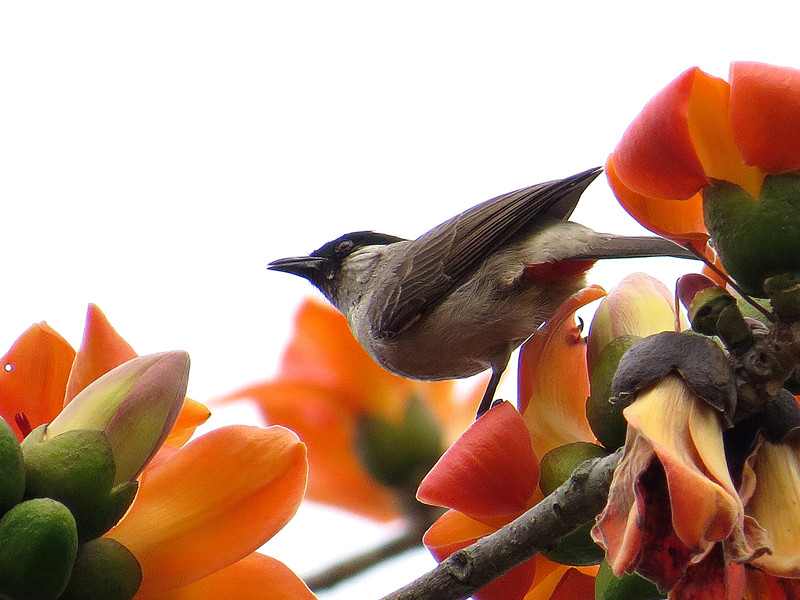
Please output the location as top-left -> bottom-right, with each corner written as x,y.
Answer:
0,305 -> 313,599
608,62 -> 800,243
417,288 -> 607,600
217,298 -> 479,522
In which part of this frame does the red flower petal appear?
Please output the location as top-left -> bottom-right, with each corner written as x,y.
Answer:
730,62 -> 800,174
612,67 -> 709,201
417,401 -> 538,518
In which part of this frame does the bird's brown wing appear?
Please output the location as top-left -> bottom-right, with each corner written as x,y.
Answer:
376,166 -> 602,338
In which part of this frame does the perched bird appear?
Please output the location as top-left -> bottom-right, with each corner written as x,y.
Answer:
269,167 -> 695,417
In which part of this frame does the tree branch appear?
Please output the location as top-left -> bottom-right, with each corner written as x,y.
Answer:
380,450 -> 622,600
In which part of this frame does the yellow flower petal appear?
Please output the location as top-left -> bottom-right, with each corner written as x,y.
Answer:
745,439 -> 800,577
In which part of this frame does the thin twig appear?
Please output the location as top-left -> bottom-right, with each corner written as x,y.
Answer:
379,450 -> 622,600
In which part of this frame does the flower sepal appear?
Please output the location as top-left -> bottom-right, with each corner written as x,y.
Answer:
0,417 -> 25,516
704,173 -> 800,297
355,395 -> 444,492
0,497 -> 79,600
764,273 -> 800,319
59,537 -> 142,600
612,331 -> 737,424
21,425 -> 138,541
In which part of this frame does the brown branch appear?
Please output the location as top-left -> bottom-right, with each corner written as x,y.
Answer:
379,450 -> 622,600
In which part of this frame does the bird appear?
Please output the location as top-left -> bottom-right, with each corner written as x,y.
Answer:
269,167 -> 696,417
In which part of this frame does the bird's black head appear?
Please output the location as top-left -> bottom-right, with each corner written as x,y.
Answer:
268,230 -> 405,299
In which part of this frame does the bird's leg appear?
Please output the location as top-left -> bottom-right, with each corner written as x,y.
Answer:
476,367 -> 504,419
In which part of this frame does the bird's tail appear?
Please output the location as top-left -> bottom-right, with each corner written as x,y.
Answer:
577,234 -> 698,260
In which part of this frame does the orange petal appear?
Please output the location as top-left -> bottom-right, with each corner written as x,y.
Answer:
145,553 -> 315,600
165,398 -> 211,447
278,299 -> 418,420
0,323 -> 75,440
612,67 -> 709,200
424,510 -> 536,600
220,380 -> 400,521
624,376 -> 741,547
417,401 -> 539,519
64,304 -> 137,405
106,425 -> 307,595
606,155 -> 708,243
686,66 -> 765,198
518,286 -> 604,458
730,61 -> 800,174
528,566 -> 596,600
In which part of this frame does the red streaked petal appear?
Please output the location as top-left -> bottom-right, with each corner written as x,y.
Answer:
730,61 -> 800,174
0,323 -> 75,440
606,155 -> 708,243
518,286 -> 603,458
417,401 -> 538,518
612,67 -> 709,201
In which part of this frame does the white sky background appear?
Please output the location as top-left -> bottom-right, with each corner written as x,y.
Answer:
2,1 -> 799,597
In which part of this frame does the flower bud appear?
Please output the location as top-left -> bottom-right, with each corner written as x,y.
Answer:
0,497 -> 78,600
587,273 -> 678,370
0,416 -> 24,516
21,426 -> 138,541
355,396 -> 443,491
46,351 -> 189,484
59,537 -> 142,600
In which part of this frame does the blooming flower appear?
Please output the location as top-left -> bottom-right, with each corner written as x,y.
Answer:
217,298 -> 479,522
606,61 -> 800,295
0,305 -> 314,599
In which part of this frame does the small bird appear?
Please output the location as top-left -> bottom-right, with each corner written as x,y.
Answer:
269,167 -> 695,417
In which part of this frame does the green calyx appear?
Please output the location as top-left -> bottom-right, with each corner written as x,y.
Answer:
0,417 -> 25,516
21,426 -> 138,542
704,174 -> 800,297
59,537 -> 142,600
0,497 -> 78,600
355,396 -> 444,491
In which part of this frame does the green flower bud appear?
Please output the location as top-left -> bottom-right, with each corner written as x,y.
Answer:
0,498 -> 78,600
59,537 -> 142,600
0,417 -> 25,516
355,396 -> 443,491
45,351 -> 189,484
21,427 -> 138,541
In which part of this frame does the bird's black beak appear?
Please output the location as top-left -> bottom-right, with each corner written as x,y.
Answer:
268,255 -> 328,281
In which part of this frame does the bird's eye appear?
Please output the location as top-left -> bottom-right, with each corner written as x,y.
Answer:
336,240 -> 354,254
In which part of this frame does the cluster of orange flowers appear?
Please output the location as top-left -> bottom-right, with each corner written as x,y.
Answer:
3,60 -> 800,600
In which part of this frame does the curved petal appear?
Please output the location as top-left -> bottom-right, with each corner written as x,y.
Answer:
686,67 -> 765,198
744,439 -> 800,577
106,425 -> 307,594
527,566 -> 595,600
0,323 -> 75,440
730,62 -> 800,174
144,553 -> 315,600
612,67 -> 709,201
64,304 -> 137,405
518,286 -> 604,458
220,380 -> 401,521
164,398 -> 211,447
606,155 -> 708,243
418,401 -> 539,519
423,510 -> 537,600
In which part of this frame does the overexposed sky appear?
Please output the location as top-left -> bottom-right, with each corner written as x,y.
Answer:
2,2 -> 799,597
